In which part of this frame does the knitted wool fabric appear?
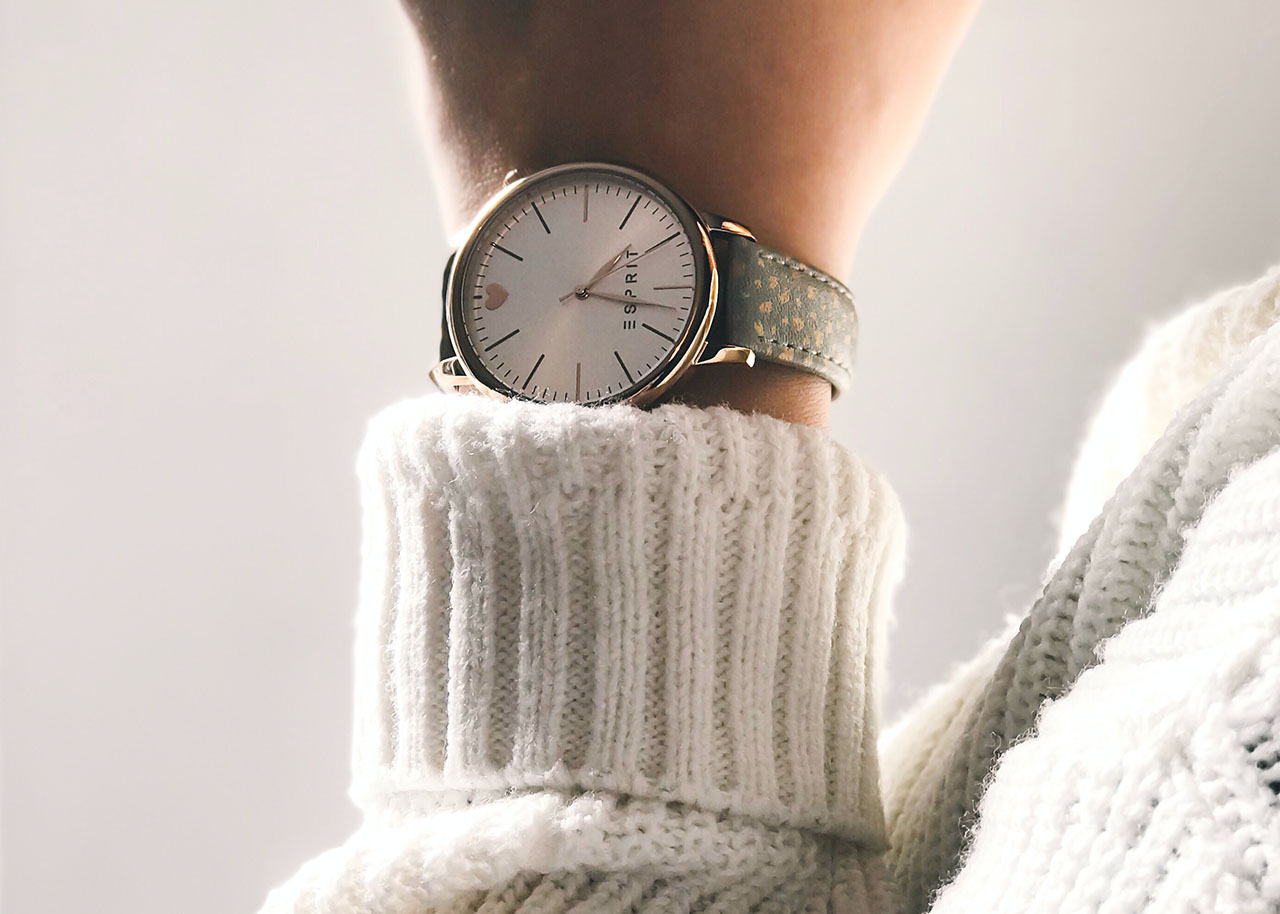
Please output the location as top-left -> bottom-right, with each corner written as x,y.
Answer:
1057,265 -> 1280,554
259,399 -> 906,913
883,263 -> 1280,913
931,442 -> 1280,913
259,264 -> 1280,914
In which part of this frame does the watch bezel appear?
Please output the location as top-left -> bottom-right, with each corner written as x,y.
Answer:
444,162 -> 719,407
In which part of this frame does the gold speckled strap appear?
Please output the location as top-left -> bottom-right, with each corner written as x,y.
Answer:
712,234 -> 859,394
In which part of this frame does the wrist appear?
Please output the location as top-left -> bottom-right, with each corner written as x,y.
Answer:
670,362 -> 832,429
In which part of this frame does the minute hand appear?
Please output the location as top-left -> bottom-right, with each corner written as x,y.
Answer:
594,231 -> 681,283
584,290 -> 678,309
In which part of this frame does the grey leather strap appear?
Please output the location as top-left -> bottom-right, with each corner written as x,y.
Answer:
711,233 -> 858,394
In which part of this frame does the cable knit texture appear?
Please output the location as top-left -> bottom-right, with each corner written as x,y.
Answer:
261,398 -> 906,913
259,262 -> 1280,914
929,445 -> 1280,913
883,264 -> 1280,913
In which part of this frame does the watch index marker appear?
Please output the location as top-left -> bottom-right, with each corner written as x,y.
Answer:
651,284 -> 690,291
618,196 -> 640,230
642,323 -> 675,343
583,186 -> 589,222
614,350 -> 634,384
644,232 -> 680,255
575,362 -> 582,400
522,353 -> 546,391
484,328 -> 521,352
531,201 -> 550,234
493,243 -> 523,261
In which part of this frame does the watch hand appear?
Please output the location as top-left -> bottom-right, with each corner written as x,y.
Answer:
558,242 -> 635,302
581,290 -> 679,309
591,231 -> 680,283
586,243 -> 634,288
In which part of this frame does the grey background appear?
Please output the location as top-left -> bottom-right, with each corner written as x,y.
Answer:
4,1 -> 1279,912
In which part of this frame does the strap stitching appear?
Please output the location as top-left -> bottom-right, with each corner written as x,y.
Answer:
725,241 -> 857,383
757,250 -> 856,305
755,333 -> 854,374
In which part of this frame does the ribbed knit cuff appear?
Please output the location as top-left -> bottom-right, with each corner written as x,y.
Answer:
350,395 -> 905,842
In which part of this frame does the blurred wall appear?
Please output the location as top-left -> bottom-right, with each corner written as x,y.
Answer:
3,2 -> 1278,912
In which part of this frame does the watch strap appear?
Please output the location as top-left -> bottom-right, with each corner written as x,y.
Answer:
710,233 -> 858,394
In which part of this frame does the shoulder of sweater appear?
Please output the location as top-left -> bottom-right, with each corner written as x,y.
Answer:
886,261 -> 1280,795
928,443 -> 1280,912
1057,263 -> 1280,553
883,259 -> 1280,912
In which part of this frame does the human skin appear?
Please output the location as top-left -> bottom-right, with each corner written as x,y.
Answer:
403,0 -> 980,427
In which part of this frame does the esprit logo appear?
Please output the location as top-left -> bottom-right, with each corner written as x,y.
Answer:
623,260 -> 639,329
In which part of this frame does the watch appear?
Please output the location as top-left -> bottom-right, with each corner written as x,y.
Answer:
431,162 -> 858,406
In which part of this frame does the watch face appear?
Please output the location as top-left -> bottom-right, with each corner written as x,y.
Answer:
447,164 -> 714,405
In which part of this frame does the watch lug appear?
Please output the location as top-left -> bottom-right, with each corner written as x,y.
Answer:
695,345 -> 757,368
430,357 -> 475,391
702,212 -> 757,242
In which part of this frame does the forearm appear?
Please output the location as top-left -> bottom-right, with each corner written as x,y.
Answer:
404,0 -> 978,424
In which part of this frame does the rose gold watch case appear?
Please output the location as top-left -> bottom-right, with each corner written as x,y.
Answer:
436,162 -> 753,407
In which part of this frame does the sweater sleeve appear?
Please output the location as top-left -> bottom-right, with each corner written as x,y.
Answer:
258,395 -> 907,914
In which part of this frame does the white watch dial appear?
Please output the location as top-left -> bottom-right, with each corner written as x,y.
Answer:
451,167 -> 707,404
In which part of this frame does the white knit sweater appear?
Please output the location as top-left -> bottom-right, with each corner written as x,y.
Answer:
883,264 -> 1280,913
261,264 -> 1280,913
265,397 -> 906,912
